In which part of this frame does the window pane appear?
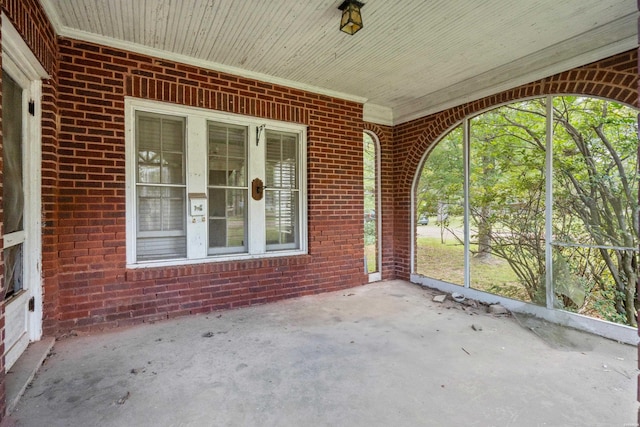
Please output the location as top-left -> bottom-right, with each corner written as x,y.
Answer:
227,192 -> 247,247
208,122 -> 247,187
415,126 -> 465,285
209,219 -> 227,248
137,113 -> 184,185
208,188 -> 226,217
552,96 -> 638,325
208,157 -> 226,186
3,244 -> 23,299
135,112 -> 187,262
266,130 -> 298,189
162,119 -> 184,152
266,190 -> 298,248
138,186 -> 161,232
208,122 -> 248,254
161,152 -> 185,185
136,180 -> 187,261
227,127 -> 246,159
3,72 -> 24,235
137,116 -> 161,151
138,160 -> 160,184
469,99 -> 546,303
137,236 -> 186,261
208,189 -> 247,253
163,187 -> 186,230
137,186 -> 185,233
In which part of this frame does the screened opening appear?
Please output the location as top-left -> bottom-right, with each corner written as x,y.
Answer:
468,99 -> 547,302
415,96 -> 638,327
363,132 -> 380,276
415,126 -> 464,285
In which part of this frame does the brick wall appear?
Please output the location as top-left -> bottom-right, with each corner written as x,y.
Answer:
392,50 -> 638,281
2,0 -> 57,72
54,38 -> 367,332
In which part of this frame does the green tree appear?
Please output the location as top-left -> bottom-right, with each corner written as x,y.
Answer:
551,97 -> 638,325
416,96 -> 638,325
416,127 -> 464,243
469,99 -> 547,297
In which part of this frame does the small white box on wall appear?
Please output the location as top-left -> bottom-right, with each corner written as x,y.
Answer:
188,193 -> 207,217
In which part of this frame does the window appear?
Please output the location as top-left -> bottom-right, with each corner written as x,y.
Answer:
207,122 -> 248,255
126,99 -> 307,266
265,130 -> 299,251
136,113 -> 187,261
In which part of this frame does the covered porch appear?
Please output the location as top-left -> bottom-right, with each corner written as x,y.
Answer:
0,0 -> 638,424
8,280 -> 637,426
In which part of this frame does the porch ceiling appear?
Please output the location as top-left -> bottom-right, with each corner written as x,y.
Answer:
40,0 -> 637,125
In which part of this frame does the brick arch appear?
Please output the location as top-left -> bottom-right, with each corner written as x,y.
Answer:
363,122 -> 387,143
398,55 -> 637,191
390,50 -> 637,281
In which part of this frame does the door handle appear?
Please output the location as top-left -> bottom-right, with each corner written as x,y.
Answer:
252,178 -> 266,200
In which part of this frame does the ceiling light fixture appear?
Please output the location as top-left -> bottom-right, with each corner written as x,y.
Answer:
338,0 -> 364,35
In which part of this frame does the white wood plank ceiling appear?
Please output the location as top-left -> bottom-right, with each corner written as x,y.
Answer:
40,0 -> 637,124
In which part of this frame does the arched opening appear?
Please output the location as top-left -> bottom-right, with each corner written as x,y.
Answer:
415,125 -> 464,285
364,131 -> 381,281
414,96 -> 638,328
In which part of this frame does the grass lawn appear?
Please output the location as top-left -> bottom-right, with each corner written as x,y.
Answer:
364,244 -> 377,273
416,236 -> 530,301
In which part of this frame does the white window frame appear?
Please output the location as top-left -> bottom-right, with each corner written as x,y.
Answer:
125,98 -> 308,268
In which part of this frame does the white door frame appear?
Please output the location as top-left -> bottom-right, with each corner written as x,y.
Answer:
2,15 -> 48,353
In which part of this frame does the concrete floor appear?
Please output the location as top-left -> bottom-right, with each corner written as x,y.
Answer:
7,280 -> 639,426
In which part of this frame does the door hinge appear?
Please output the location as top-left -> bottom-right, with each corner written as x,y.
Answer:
28,297 -> 35,312
28,100 -> 35,116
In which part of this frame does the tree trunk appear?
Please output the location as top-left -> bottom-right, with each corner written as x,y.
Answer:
475,207 -> 492,260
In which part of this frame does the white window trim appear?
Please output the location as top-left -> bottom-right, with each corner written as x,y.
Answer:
125,97 -> 308,268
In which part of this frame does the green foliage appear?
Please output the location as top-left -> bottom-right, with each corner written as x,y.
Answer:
363,133 -> 377,213
363,132 -> 378,273
364,220 -> 376,246
416,96 -> 638,326
416,127 -> 464,218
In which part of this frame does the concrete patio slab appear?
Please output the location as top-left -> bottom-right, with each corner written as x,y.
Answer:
5,337 -> 55,414
8,280 -> 639,426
